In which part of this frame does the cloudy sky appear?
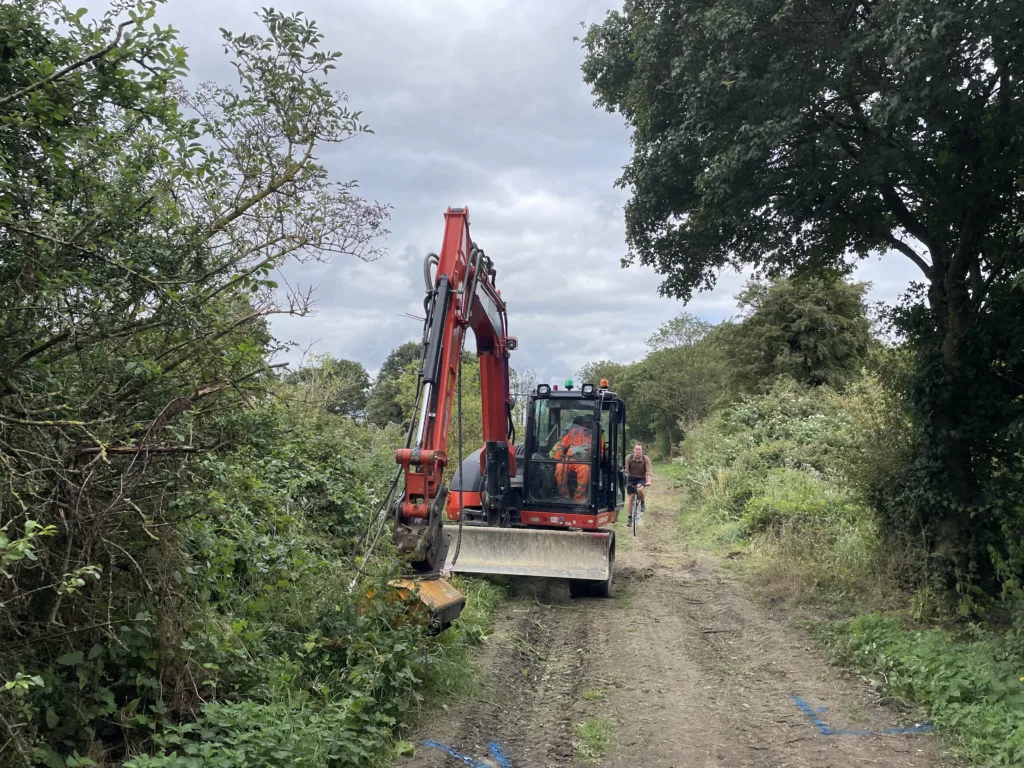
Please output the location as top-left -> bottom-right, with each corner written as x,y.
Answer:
160,0 -> 922,383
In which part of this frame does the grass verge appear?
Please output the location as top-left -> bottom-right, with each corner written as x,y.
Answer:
420,575 -> 506,701
818,614 -> 1024,766
388,575 -> 507,760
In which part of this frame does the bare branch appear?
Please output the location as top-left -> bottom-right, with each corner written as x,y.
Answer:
884,234 -> 932,278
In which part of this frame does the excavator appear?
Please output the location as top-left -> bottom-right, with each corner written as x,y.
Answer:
388,206 -> 628,628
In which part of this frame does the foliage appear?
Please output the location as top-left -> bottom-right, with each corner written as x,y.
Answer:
823,614 -> 1024,766
580,0 -> 1023,308
0,3 -> 501,765
285,355 -> 371,419
645,313 -> 712,352
366,342 -> 419,427
581,0 -> 1024,589
396,355 -> 482,475
673,377 -> 901,605
579,312 -> 729,455
419,576 -> 506,701
716,277 -> 874,392
509,367 -> 539,432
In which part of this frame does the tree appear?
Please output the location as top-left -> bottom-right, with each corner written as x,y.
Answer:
581,0 -> 1024,580
646,312 -> 713,351
510,366 -> 539,432
577,360 -> 660,448
577,360 -> 627,389
286,355 -> 371,418
0,2 -> 389,759
366,341 -> 420,426
717,276 -> 874,392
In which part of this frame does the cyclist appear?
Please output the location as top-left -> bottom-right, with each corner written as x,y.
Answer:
624,443 -> 652,525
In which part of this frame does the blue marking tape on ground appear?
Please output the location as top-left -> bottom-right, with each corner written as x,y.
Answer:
791,695 -> 934,736
422,740 -> 513,767
487,741 -> 513,768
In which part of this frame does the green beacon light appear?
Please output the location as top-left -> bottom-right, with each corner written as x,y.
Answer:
565,378 -> 574,391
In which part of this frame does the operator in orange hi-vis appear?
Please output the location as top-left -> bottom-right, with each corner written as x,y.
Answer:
553,413 -> 604,503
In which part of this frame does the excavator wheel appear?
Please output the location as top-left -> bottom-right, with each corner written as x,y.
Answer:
569,535 -> 615,599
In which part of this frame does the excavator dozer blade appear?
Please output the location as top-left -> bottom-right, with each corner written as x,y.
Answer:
443,526 -> 613,581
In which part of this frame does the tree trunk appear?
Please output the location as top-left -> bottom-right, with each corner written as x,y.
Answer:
923,255 -> 985,567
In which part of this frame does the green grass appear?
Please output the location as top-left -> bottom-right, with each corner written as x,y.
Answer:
583,687 -> 604,701
821,613 -> 1024,766
573,718 -> 616,764
421,575 -> 507,701
613,579 -> 636,610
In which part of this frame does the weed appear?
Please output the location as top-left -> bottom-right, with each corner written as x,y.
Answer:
845,702 -> 869,724
583,688 -> 604,701
822,614 -> 1024,765
573,717 -> 616,764
613,582 -> 636,610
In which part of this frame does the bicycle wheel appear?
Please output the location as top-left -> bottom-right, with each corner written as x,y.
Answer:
632,496 -> 639,537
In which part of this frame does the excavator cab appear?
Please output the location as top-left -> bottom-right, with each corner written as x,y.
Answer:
523,382 -> 627,515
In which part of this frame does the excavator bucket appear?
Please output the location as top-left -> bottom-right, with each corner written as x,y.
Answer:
364,577 -> 467,632
442,526 -> 614,581
392,577 -> 467,631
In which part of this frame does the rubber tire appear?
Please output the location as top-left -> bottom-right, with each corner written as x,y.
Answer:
568,535 -> 615,599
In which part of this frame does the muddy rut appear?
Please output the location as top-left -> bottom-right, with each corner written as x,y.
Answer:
397,475 -> 954,768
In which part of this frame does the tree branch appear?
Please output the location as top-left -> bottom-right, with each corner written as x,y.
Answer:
879,182 -> 938,258
74,445 -> 205,456
7,330 -> 71,372
0,20 -> 134,108
206,141 -> 316,235
884,234 -> 932,278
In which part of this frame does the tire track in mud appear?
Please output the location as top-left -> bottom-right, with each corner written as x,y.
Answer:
398,477 -> 956,768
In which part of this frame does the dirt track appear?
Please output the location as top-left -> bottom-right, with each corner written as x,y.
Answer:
397,474 -> 953,768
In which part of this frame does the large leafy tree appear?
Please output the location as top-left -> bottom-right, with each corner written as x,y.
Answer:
717,276 -> 874,391
645,312 -> 712,352
286,355 -> 371,418
581,0 -> 1024,578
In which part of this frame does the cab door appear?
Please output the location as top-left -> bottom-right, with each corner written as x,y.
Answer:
597,397 -> 626,511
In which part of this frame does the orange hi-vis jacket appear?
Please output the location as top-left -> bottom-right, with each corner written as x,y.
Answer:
553,426 -> 605,503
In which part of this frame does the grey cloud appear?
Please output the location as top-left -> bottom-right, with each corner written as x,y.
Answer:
161,0 -> 916,384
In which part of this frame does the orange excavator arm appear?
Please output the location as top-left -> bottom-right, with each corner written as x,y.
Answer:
392,207 -> 518,575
